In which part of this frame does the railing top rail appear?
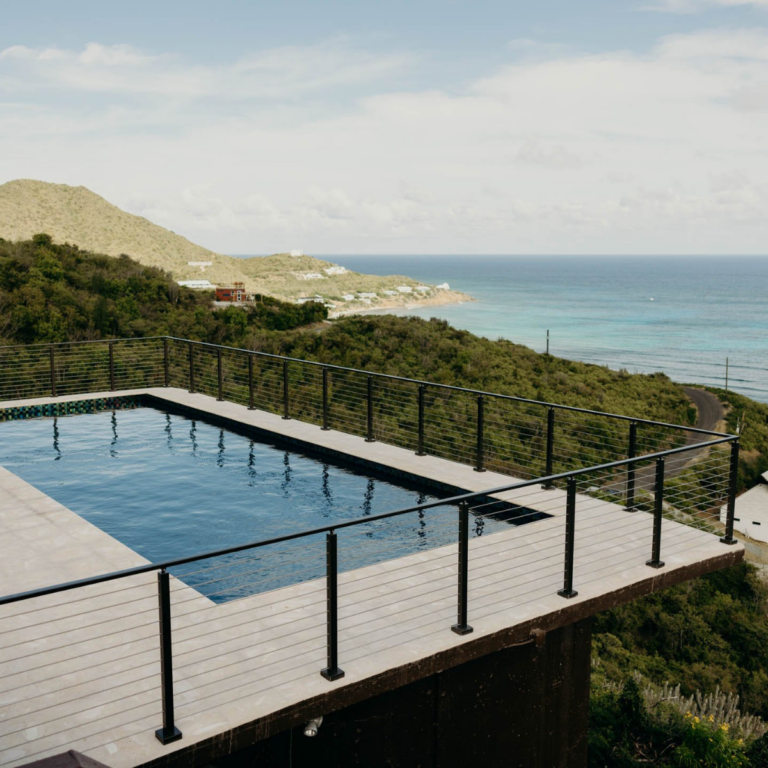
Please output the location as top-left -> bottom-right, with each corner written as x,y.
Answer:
0,336 -> 165,350
162,336 -> 731,438
0,433 -> 736,608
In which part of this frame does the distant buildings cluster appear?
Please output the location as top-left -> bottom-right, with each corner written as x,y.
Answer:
177,257 -> 451,309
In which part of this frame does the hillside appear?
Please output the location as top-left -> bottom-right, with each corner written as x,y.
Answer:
3,237 -> 768,762
0,236 -> 326,345
0,180 -> 470,311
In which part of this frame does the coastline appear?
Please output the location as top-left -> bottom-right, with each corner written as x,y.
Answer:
328,291 -> 473,319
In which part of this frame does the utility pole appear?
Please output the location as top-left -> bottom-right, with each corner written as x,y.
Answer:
725,357 -> 729,393
546,330 -> 550,356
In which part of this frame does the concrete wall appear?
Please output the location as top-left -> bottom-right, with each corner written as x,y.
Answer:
202,618 -> 592,768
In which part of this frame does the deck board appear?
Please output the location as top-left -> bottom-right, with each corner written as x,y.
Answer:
0,388 -> 743,767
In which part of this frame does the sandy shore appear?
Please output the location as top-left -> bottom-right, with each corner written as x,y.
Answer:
328,290 -> 473,319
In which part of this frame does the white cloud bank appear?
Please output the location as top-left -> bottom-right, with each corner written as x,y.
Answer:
1,31 -> 768,254
649,0 -> 768,13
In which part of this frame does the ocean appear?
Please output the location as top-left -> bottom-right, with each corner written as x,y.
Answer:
323,256 -> 768,405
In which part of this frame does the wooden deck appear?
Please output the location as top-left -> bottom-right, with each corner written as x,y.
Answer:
0,389 -> 743,767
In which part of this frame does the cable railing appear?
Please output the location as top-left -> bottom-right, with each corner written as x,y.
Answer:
0,336 -> 741,763
0,335 -> 728,478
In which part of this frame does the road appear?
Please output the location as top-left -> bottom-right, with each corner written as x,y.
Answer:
682,385 -> 725,438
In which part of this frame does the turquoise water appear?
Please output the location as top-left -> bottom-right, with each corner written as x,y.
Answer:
327,256 -> 768,404
0,408 -> 517,601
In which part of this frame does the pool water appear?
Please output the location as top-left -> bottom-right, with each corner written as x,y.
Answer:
0,407 -> 520,601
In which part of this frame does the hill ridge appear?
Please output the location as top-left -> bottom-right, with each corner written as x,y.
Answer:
0,179 -> 470,311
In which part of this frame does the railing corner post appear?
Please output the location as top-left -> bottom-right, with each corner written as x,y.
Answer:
282,360 -> 290,420
474,394 -> 486,473
163,338 -> 169,387
320,530 -> 345,681
248,353 -> 256,410
625,422 -> 638,512
321,367 -> 330,430
541,407 -> 555,489
451,501 -> 473,636
365,375 -> 375,443
416,384 -> 427,456
216,348 -> 224,401
109,341 -> 116,392
721,439 -> 740,545
155,569 -> 182,745
558,476 -> 579,598
188,342 -> 195,394
49,345 -> 57,398
647,456 -> 666,569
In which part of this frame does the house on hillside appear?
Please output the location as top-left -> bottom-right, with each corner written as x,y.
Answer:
216,282 -> 247,303
178,280 -> 215,290
720,471 -> 768,543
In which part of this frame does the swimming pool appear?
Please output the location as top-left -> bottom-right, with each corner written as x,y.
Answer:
0,407 -> 524,601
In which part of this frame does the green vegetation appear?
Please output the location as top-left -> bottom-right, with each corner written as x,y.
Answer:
594,563 -> 768,717
3,236 -> 768,765
0,180 -> 468,310
705,387 -> 768,492
0,235 -> 326,346
589,678 -> 751,767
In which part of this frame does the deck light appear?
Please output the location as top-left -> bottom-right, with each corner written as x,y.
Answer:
303,716 -> 323,737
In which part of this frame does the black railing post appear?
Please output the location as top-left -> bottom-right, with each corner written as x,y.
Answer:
188,343 -> 195,393
451,501 -> 473,636
321,367 -> 330,430
216,348 -> 224,401
542,407 -> 555,489
366,375 -> 375,442
558,477 -> 578,598
248,354 -> 255,410
109,342 -> 115,392
282,360 -> 290,420
320,531 -> 345,681
647,457 -> 666,569
416,384 -> 426,456
721,440 -> 740,545
474,395 -> 486,472
49,345 -> 57,398
163,339 -> 169,387
625,422 -> 637,511
155,569 -> 182,745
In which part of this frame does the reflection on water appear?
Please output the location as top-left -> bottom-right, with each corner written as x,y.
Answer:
0,408 -> 538,602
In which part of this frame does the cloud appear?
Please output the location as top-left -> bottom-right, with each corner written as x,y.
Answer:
647,0 -> 768,13
0,40 -> 412,100
516,140 -> 583,169
2,31 -> 768,254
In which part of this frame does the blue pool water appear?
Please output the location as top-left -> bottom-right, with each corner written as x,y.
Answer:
0,407 -> 517,601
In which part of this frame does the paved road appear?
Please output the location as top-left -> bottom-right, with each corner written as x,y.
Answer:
682,386 -> 725,437
625,387 -> 726,492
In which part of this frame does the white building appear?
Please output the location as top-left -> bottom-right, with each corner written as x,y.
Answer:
415,285 -> 431,293
436,282 -> 450,290
341,294 -> 356,301
297,295 -> 324,305
382,290 -> 398,296
290,250 -> 303,257
720,471 -> 768,543
324,266 -> 348,276
357,292 -> 377,299
298,273 -> 324,280
396,286 -> 413,294
178,280 -> 215,290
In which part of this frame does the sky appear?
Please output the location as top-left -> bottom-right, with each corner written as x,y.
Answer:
1,0 -> 767,255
